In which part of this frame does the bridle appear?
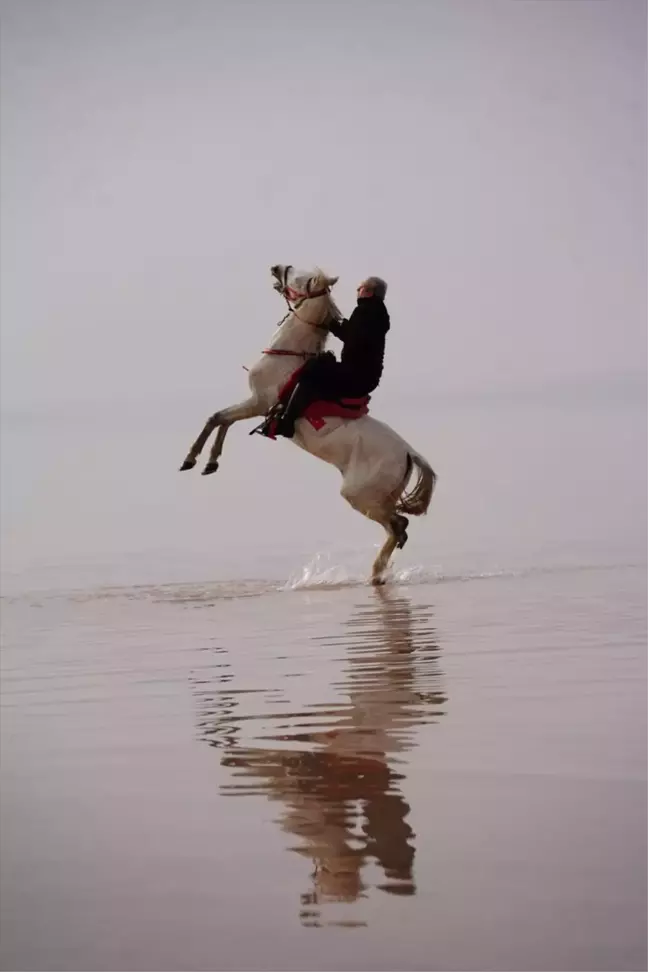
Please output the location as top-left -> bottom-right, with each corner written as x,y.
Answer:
264,266 -> 335,360
278,265 -> 330,317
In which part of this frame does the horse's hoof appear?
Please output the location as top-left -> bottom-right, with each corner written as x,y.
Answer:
202,461 -> 219,476
179,458 -> 196,471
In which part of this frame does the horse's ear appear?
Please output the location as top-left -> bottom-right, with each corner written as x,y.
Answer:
326,275 -> 339,287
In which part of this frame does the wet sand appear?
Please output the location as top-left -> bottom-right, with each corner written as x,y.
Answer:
1,565 -> 646,971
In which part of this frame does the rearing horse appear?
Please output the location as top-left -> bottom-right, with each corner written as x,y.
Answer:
180,265 -> 436,583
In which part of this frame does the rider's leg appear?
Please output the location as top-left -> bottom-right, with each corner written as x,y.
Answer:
275,356 -> 337,438
275,377 -> 317,438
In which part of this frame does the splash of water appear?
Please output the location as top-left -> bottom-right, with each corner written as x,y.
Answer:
284,552 -> 365,590
283,552 -> 448,591
283,552 -> 526,592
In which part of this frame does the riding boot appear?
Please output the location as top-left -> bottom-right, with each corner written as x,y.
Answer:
274,380 -> 313,438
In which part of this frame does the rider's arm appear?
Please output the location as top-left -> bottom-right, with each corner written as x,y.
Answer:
328,318 -> 348,341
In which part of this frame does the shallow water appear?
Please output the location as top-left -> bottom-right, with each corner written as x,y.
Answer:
1,397 -> 646,970
1,561 -> 646,971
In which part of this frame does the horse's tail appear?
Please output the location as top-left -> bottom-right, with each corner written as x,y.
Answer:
396,453 -> 437,517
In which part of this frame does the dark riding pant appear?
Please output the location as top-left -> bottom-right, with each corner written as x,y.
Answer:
276,353 -> 367,438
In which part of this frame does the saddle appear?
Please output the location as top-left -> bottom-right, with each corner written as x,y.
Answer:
251,367 -> 370,440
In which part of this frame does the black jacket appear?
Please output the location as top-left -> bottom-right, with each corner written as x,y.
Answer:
328,296 -> 390,395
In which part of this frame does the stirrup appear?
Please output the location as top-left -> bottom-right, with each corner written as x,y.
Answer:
250,403 -> 283,439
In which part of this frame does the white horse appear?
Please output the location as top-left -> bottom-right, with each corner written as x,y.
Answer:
180,265 -> 436,583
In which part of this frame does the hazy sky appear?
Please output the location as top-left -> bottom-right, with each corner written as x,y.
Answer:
1,0 -> 646,410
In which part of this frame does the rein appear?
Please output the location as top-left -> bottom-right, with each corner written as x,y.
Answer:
263,348 -> 316,359
282,288 -> 330,331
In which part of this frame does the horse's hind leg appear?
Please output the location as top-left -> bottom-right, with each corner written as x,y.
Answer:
391,513 -> 409,550
342,489 -> 407,585
370,512 -> 409,585
371,524 -> 398,585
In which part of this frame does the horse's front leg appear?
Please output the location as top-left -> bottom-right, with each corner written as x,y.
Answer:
180,412 -> 222,471
202,396 -> 264,475
179,396 -> 263,474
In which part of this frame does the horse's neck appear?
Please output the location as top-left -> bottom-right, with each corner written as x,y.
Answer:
267,305 -> 328,356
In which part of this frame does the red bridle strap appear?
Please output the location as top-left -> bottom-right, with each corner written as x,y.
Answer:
284,284 -> 329,302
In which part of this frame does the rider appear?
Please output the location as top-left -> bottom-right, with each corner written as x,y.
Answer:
273,276 -> 390,438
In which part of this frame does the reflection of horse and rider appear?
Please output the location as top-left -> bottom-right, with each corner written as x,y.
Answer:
196,590 -> 446,925
180,266 -> 436,584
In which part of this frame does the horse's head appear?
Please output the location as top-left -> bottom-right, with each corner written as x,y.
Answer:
270,264 -> 339,300
267,264 -> 342,355
270,265 -> 341,330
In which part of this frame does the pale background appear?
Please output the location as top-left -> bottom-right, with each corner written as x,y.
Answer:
1,0 -> 645,590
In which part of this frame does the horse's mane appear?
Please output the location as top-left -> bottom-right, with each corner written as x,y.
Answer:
313,267 -> 343,323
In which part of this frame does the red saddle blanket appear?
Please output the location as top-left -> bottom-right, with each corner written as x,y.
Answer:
279,367 -> 370,432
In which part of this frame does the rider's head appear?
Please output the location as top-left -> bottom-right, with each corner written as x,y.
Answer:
357,276 -> 387,300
